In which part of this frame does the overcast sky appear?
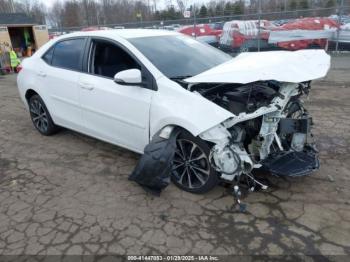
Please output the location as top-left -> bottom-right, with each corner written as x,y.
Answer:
42,0 -> 211,9
43,0 -> 56,8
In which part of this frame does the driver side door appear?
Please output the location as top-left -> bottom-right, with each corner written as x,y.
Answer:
79,38 -> 155,153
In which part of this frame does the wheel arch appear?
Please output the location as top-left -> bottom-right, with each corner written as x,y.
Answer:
24,89 -> 55,124
25,89 -> 39,103
155,124 -> 218,152
151,118 -> 204,141
156,124 -> 194,140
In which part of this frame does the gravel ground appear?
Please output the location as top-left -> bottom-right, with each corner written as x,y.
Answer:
0,54 -> 349,258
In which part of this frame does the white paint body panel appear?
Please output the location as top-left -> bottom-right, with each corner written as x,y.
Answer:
39,61 -> 84,131
185,49 -> 330,84
78,73 -> 153,153
149,76 -> 233,138
17,30 -> 330,154
17,30 -> 234,153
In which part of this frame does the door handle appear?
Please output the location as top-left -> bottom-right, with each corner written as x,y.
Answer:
37,71 -> 46,77
79,82 -> 94,91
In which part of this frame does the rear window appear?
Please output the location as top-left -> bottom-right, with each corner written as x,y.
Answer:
51,38 -> 85,71
42,47 -> 54,64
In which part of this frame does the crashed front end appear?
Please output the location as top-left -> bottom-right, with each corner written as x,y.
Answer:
130,49 -> 330,198
183,49 -> 330,183
197,81 -> 319,183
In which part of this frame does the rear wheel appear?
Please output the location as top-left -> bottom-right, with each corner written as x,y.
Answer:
29,95 -> 59,136
171,131 -> 219,194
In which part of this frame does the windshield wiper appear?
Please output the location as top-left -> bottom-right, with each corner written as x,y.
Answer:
170,75 -> 192,80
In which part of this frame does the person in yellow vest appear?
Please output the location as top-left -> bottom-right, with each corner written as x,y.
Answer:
9,47 -> 21,73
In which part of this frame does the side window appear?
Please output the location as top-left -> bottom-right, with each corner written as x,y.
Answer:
52,38 -> 85,71
42,47 -> 54,65
90,40 -> 140,78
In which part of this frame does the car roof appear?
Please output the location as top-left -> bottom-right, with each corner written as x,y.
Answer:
57,29 -> 179,40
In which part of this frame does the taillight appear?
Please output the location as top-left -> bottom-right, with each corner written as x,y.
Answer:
17,65 -> 23,73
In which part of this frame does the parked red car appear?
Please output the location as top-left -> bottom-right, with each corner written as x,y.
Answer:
220,18 -> 339,52
271,17 -> 339,50
178,24 -> 222,46
219,20 -> 273,51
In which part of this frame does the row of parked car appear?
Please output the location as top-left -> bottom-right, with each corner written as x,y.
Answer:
178,16 -> 350,51
49,15 -> 350,52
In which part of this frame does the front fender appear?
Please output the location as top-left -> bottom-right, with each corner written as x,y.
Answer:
150,77 -> 234,138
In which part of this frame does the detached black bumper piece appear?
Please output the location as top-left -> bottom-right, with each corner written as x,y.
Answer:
129,128 -> 180,196
279,117 -> 312,135
261,146 -> 319,177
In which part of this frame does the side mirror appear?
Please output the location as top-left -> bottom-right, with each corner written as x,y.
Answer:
114,69 -> 143,86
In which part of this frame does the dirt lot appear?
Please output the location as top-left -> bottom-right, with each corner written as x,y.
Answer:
0,54 -> 349,257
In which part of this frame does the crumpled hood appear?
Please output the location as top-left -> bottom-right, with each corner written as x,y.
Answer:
185,49 -> 330,84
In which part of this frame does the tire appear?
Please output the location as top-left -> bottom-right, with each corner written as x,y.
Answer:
171,130 -> 219,194
29,95 -> 59,136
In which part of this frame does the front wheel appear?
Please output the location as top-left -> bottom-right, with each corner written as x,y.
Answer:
29,95 -> 59,136
171,131 -> 219,194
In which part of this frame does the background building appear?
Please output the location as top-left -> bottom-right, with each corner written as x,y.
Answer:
0,13 -> 49,56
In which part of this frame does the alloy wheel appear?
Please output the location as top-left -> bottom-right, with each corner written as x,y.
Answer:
30,98 -> 49,133
172,139 -> 210,189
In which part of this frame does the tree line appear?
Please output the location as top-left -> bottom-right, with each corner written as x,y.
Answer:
0,0 -> 345,29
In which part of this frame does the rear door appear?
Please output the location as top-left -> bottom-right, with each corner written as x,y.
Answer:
78,38 -> 154,153
39,37 -> 87,131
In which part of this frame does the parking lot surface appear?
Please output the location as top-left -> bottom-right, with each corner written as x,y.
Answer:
0,54 -> 350,257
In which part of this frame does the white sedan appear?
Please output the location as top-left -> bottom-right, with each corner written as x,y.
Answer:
17,29 -> 330,194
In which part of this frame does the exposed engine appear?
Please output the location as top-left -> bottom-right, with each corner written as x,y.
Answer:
191,81 -> 277,115
188,80 -> 318,183
192,82 -> 277,161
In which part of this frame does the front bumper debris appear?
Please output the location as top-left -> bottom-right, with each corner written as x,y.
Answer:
279,117 -> 312,134
129,128 -> 181,196
261,146 -> 319,177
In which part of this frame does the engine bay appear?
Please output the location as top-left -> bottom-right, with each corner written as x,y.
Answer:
191,81 -> 278,115
184,80 -> 319,180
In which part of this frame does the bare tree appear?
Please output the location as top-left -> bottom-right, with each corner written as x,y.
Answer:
0,0 -> 15,13
14,0 -> 46,24
0,0 -> 9,13
61,0 -> 83,28
176,0 -> 188,15
100,0 -> 112,25
152,0 -> 159,12
82,0 -> 98,26
47,0 -> 64,28
15,0 -> 30,13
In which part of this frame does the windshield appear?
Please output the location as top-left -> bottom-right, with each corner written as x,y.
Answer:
129,35 -> 232,79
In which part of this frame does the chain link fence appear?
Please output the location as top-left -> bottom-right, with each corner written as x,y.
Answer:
49,4 -> 350,54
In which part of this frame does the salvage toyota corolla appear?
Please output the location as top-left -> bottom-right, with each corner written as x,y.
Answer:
17,30 -> 330,197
